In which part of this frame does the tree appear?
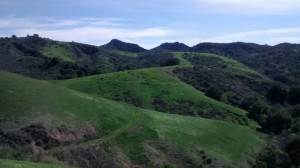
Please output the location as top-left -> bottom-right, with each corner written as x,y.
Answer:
205,86 -> 223,101
286,136 -> 300,166
11,34 -> 17,39
261,109 -> 291,134
287,86 -> 300,105
161,58 -> 180,66
255,145 -> 290,168
247,99 -> 269,121
267,84 -> 287,104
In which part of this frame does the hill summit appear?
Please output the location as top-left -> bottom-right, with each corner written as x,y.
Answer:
101,39 -> 147,52
152,42 -> 190,51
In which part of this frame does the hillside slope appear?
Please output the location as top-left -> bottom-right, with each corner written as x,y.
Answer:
54,67 -> 251,125
173,52 -> 273,106
190,42 -> 300,85
0,70 -> 264,167
0,36 -> 180,80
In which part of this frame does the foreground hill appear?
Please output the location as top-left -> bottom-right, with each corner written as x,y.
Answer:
54,67 -> 251,125
0,70 -> 264,167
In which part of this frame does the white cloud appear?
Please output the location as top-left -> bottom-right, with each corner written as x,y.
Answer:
1,16 -> 300,48
215,27 -> 300,40
270,37 -> 300,44
195,0 -> 300,15
182,27 -> 300,45
15,27 -> 175,48
0,17 -> 177,48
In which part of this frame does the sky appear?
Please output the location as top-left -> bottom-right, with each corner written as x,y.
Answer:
0,0 -> 300,49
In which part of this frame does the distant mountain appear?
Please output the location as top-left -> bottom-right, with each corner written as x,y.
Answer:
151,42 -> 190,51
0,35 -> 181,80
190,42 -> 300,85
101,39 -> 147,53
191,42 -> 270,59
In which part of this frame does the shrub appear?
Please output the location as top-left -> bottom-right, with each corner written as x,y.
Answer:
261,109 -> 291,134
205,86 -> 223,101
286,136 -> 300,166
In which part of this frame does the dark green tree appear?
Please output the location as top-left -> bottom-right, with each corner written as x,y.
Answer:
287,86 -> 300,105
286,136 -> 300,166
205,86 -> 223,101
261,109 -> 291,134
11,34 -> 17,39
267,84 -> 287,104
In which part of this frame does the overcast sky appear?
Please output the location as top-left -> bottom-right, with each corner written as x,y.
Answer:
1,0 -> 300,48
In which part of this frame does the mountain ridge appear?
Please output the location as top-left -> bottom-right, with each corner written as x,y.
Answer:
101,39 -> 147,52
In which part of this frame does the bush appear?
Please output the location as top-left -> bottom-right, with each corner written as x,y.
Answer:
261,109 -> 292,134
161,58 -> 180,66
286,136 -> 300,166
255,145 -> 290,168
205,86 -> 223,101
0,148 -> 16,159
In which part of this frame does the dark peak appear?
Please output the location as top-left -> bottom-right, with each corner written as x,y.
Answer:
152,42 -> 190,51
109,39 -> 122,43
274,42 -> 298,47
273,43 -> 300,51
191,42 -> 271,54
102,39 -> 147,53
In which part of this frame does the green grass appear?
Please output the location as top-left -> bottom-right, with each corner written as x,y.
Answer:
174,52 -> 264,77
0,70 -> 265,165
0,159 -> 68,168
142,109 -> 264,162
42,43 -> 75,62
0,70 -> 134,134
54,68 -> 249,123
174,52 -> 192,66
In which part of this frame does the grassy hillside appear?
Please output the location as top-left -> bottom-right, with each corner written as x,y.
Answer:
172,52 -> 273,106
42,43 -> 75,62
0,70 -> 134,134
174,52 -> 264,76
0,70 -> 264,167
54,67 -> 251,125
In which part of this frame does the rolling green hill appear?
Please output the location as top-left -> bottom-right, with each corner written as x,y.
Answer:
0,70 -> 265,167
54,67 -> 251,125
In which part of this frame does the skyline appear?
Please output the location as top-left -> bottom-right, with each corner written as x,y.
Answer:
1,0 -> 300,49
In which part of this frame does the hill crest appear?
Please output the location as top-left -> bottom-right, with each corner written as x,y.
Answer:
151,42 -> 190,51
101,39 -> 147,53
